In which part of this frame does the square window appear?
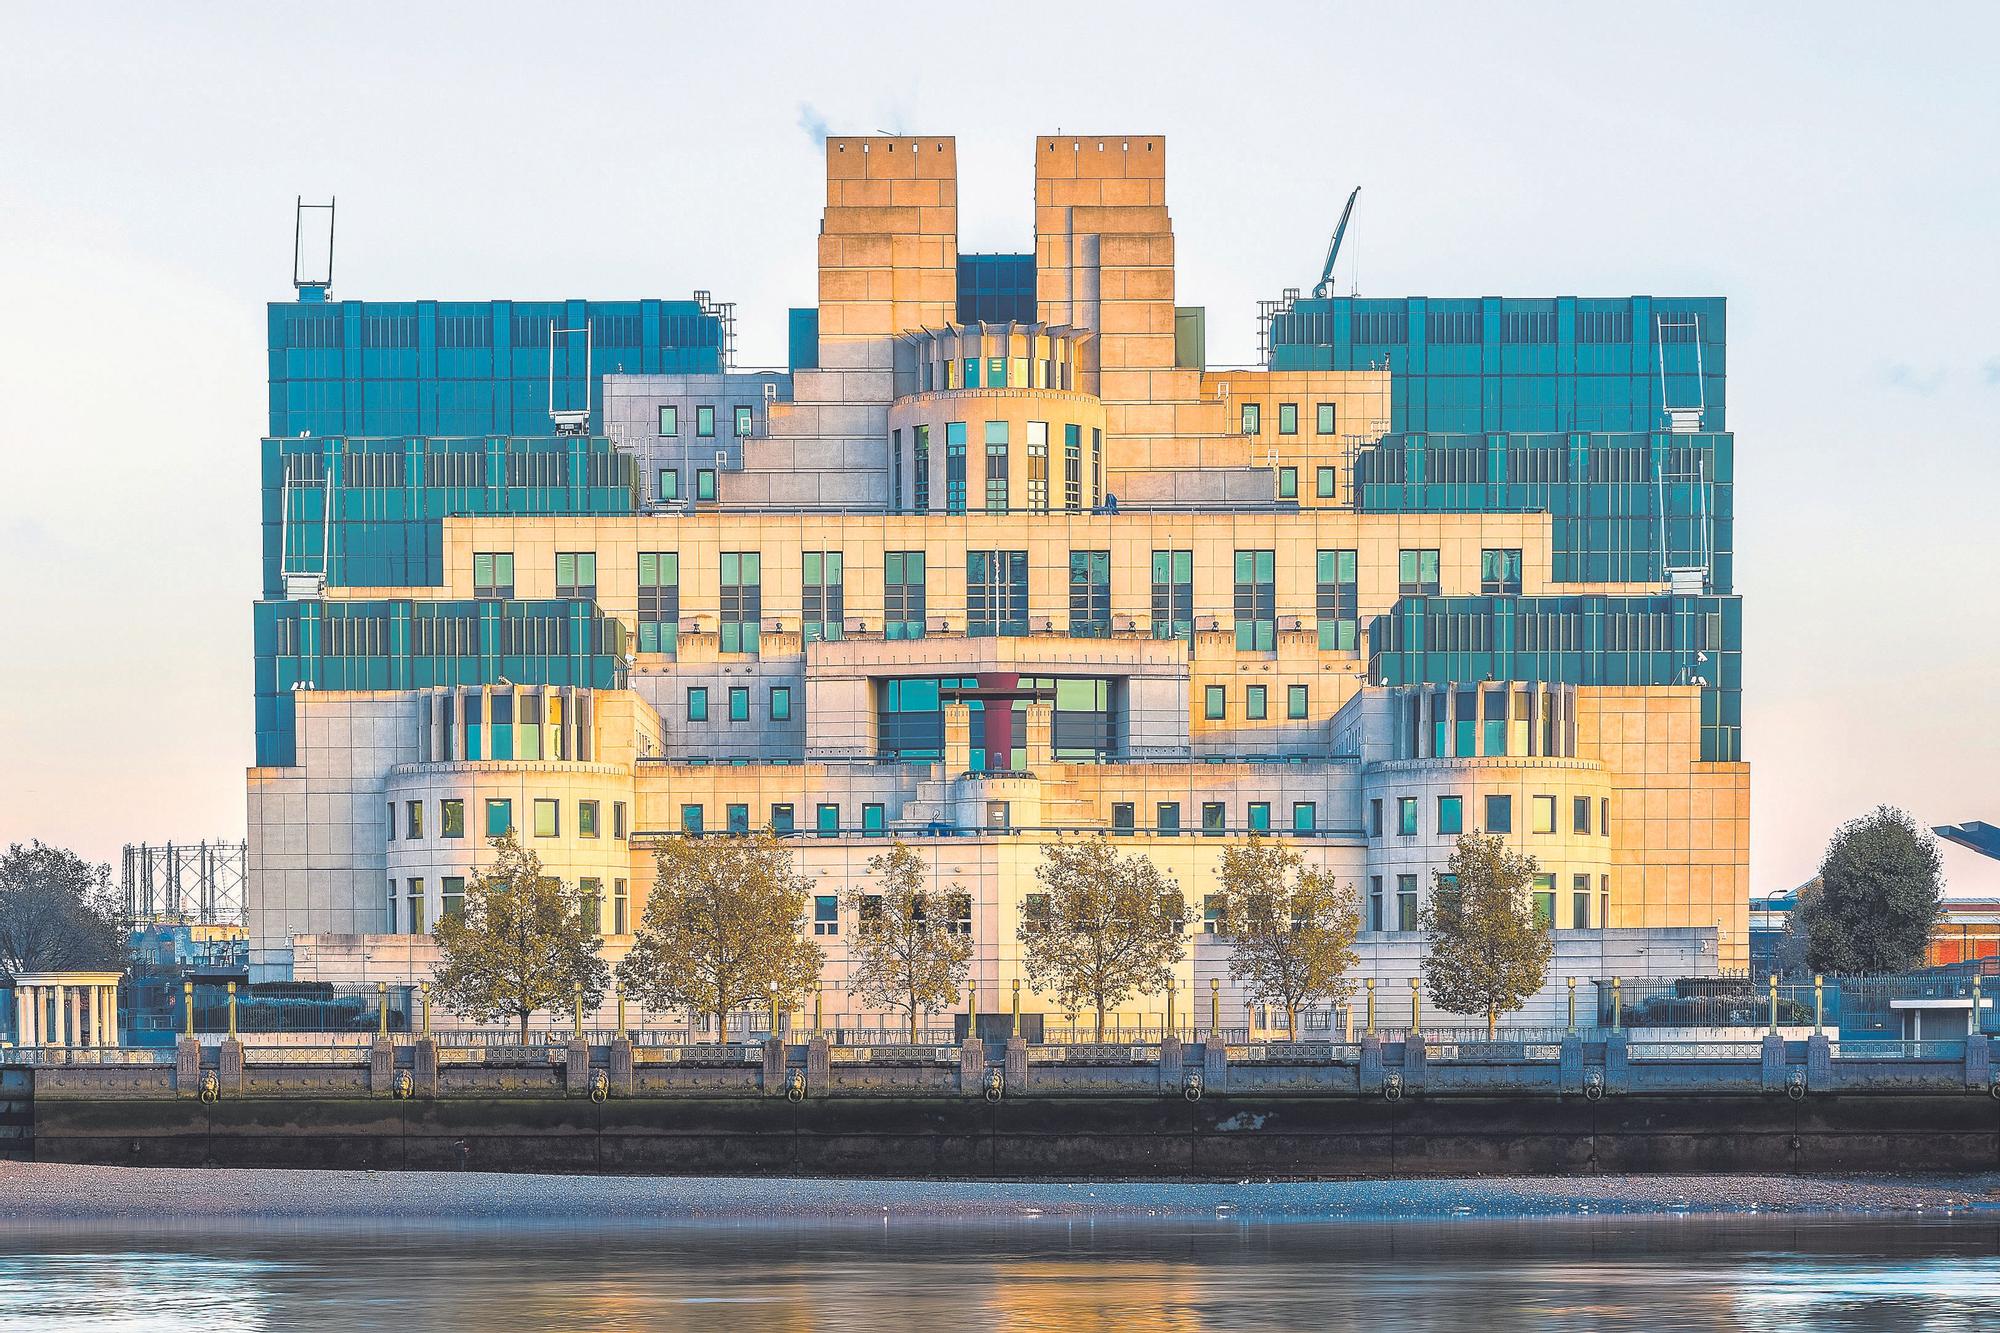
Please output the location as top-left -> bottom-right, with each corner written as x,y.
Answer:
813,894 -> 839,937
440,799 -> 465,839
578,800 -> 599,838
1287,684 -> 1308,719
1201,802 -> 1225,836
1112,802 -> 1135,834
863,803 -> 885,835
485,798 -> 512,837
1292,801 -> 1316,833
687,687 -> 709,721
1397,796 -> 1418,837
729,686 -> 749,721
771,686 -> 792,721
771,803 -> 794,834
1248,801 -> 1271,832
1156,802 -> 1181,835
1247,685 -> 1267,720
1484,794 -> 1512,833
816,803 -> 839,836
696,404 -> 715,437
1316,466 -> 1336,498
1437,795 -> 1462,835
533,798 -> 559,838
1532,794 -> 1557,834
1277,402 -> 1298,435
1204,685 -> 1226,720
727,803 -> 749,833
681,804 -> 704,834
658,404 -> 678,436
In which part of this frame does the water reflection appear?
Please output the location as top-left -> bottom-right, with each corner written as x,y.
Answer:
1,1218 -> 1996,1331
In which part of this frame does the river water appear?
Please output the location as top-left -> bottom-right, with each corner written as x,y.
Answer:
3,1212 -> 1999,1330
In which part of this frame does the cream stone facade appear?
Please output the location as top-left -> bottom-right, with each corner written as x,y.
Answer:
248,134 -> 1750,1029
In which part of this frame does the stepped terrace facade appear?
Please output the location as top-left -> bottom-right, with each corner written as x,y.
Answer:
247,134 -> 1746,1033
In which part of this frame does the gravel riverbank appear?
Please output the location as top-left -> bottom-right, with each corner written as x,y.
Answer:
2,1163 -> 1997,1226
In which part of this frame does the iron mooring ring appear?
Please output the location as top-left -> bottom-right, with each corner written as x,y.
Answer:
1786,1070 -> 1807,1101
983,1069 -> 1004,1103
392,1069 -> 415,1100
198,1070 -> 220,1104
589,1069 -> 610,1103
786,1069 -> 808,1103
1583,1070 -> 1606,1102
1383,1072 -> 1404,1102
1989,1072 -> 2000,1101
1183,1071 -> 1203,1102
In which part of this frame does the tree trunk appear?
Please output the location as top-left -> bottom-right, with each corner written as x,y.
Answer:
518,1009 -> 530,1042
1287,1005 -> 1297,1041
909,1005 -> 919,1044
1487,1002 -> 1497,1039
1094,1005 -> 1106,1043
716,1008 -> 728,1045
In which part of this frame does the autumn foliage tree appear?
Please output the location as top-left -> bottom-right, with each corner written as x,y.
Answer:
1017,838 -> 1186,1041
1212,837 -> 1362,1040
617,832 -> 823,1041
0,841 -> 127,975
429,831 -> 609,1039
1418,832 -> 1554,1037
842,841 -> 973,1042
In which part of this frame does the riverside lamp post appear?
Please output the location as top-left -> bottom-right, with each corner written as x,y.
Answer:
1365,977 -> 1376,1035
1567,977 -> 1578,1034
768,983 -> 779,1040
1010,978 -> 1020,1038
182,981 -> 194,1038
1209,978 -> 1220,1035
1410,977 -> 1422,1032
376,981 -> 388,1038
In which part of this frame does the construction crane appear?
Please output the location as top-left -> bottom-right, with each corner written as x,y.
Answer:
1312,187 -> 1361,299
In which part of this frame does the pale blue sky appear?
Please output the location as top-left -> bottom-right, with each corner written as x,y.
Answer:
1,3 -> 1995,893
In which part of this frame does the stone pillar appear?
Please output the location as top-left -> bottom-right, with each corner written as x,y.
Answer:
55,985 -> 70,1048
959,1036 -> 984,1093
1760,1032 -> 1788,1093
1965,1033 -> 1992,1091
13,987 -> 29,1047
219,1038 -> 244,1093
1806,1033 -> 1833,1090
1604,1033 -> 1629,1094
1202,1038 -> 1229,1094
414,1038 -> 440,1097
760,1036 -> 785,1095
1359,1033 -> 1384,1094
807,1035 -> 831,1092
565,1037 -> 591,1095
1402,1033 -> 1427,1093
1158,1035 -> 1183,1094
609,1036 -> 635,1096
1005,1034 -> 1029,1090
369,1036 -> 395,1094
1559,1035 -> 1584,1095
943,702 -> 972,774
105,984 -> 120,1046
175,1035 -> 202,1096
1022,701 -> 1054,772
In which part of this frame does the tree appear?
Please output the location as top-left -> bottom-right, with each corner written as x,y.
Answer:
843,842 -> 973,1042
1212,837 -> 1362,1040
617,832 -> 823,1041
429,831 -> 609,1039
1798,805 -> 1943,974
1018,838 -> 1186,1041
1418,832 -> 1554,1037
0,841 -> 127,975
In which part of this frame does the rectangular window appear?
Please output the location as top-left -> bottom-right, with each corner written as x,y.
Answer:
696,468 -> 716,501
1246,685 -> 1267,720
1248,801 -> 1271,832
945,422 -> 967,513
1286,684 -> 1308,719
1292,801 -> 1316,833
1151,550 -> 1193,641
912,424 -> 931,513
637,552 -> 680,655
441,799 -> 464,839
771,803 -> 794,834
1156,802 -> 1181,836
687,686 -> 709,721
1437,795 -> 1463,835
1398,548 -> 1442,596
1233,549 -> 1276,651
1201,801 -> 1226,836
656,468 -> 679,502
613,801 -> 627,839
1278,466 -> 1298,499
1240,401 -> 1261,434
407,878 -> 425,935
988,355 -> 1006,386
726,803 -> 750,834
404,800 -> 423,840
578,800 -> 599,838
1369,876 -> 1384,931
862,803 -> 885,836
734,405 -> 753,437
984,420 -> 1009,512
1278,402 -> 1298,435
555,551 -> 597,599
1204,685 -> 1226,720
728,686 -> 749,721
885,551 -> 927,640
1602,797 -> 1611,837
770,686 -> 792,721
720,551 -> 762,653
681,804 -> 704,834
1532,794 -> 1557,835
816,803 -> 840,837
1601,874 -> 1611,929
802,551 -> 845,643
485,798 -> 512,837
696,404 -> 715,437
1572,873 -> 1593,929
813,894 -> 839,936
1316,466 -> 1336,499
658,404 -> 678,436
1481,548 -> 1523,595
579,878 -> 603,934
1315,548 -> 1358,651
1112,802 -> 1135,835
1397,796 -> 1418,837
966,550 -> 1028,636
1485,794 -> 1512,833
1026,421 -> 1049,513
1063,423 -> 1083,510
1573,796 -> 1592,835
1068,550 -> 1111,638
441,876 -> 465,922
533,798 -> 559,838
1370,798 -> 1384,838
473,552 -> 514,599
962,357 -> 979,388
613,879 -> 628,934
1532,875 -> 1556,929
1397,874 -> 1418,932
1316,402 -> 1336,435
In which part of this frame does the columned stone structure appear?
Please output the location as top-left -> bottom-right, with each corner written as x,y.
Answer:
8,972 -> 125,1048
